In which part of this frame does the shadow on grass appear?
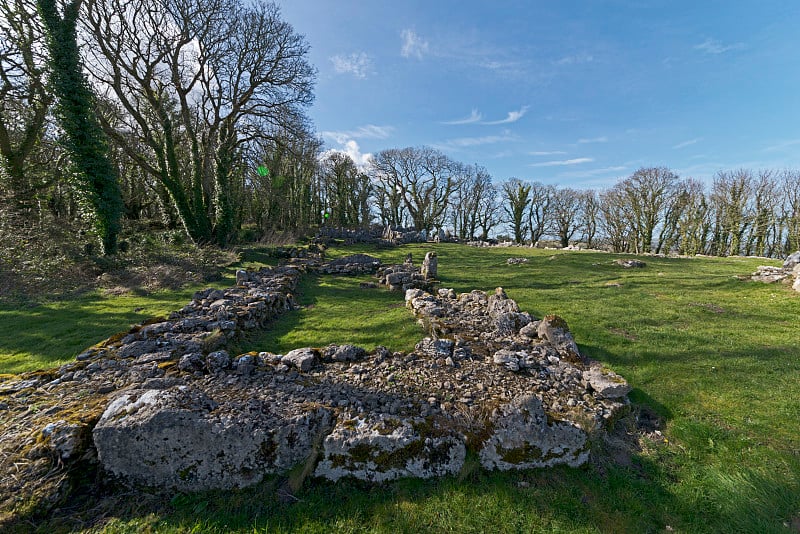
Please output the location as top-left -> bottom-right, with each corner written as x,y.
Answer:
8,446 -> 798,533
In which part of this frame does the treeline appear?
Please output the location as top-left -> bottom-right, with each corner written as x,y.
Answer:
497,167 -> 800,257
367,151 -> 800,258
2,1 -> 798,259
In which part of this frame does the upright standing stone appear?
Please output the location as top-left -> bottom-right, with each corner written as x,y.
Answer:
422,251 -> 438,280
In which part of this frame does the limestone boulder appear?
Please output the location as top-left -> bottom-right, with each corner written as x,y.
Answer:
582,363 -> 632,399
93,386 -> 333,491
783,251 -> 800,269
322,344 -> 367,363
537,315 -> 583,362
479,395 -> 589,470
487,287 -> 520,318
314,413 -> 465,482
282,348 -> 317,371
616,259 -> 646,268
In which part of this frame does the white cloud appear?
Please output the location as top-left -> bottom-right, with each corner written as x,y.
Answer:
764,139 -> 800,152
330,52 -> 372,79
530,150 -> 567,156
557,165 -> 628,180
322,125 -> 394,144
672,138 -> 702,149
530,157 -> 594,167
578,136 -> 608,144
556,54 -> 594,65
483,106 -> 529,125
434,132 -> 516,150
694,38 -> 745,55
321,140 -> 373,169
401,29 -> 429,59
442,109 -> 482,125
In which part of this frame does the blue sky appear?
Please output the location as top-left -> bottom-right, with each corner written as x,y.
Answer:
277,0 -> 800,189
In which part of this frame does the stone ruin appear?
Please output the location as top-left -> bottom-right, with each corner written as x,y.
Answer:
0,250 -> 631,517
750,251 -> 800,292
376,252 -> 438,291
316,253 -> 382,275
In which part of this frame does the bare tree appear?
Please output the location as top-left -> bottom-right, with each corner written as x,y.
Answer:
0,0 -> 53,199
781,170 -> 800,254
599,186 -> 633,252
709,169 -> 753,256
674,178 -> 711,256
84,0 -> 314,245
450,163 -> 494,240
580,189 -> 599,249
370,147 -> 460,232
744,170 -> 780,257
526,182 -> 553,246
549,186 -> 582,248
619,167 -> 680,253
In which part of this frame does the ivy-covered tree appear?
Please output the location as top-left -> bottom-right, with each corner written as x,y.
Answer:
37,0 -> 123,254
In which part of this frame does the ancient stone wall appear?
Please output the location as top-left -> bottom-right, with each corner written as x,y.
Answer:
0,251 -> 630,515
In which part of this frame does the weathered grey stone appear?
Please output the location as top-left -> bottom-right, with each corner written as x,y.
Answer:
616,259 -> 646,268
519,321 -> 540,338
492,349 -> 523,371
415,338 -> 454,358
537,315 -> 582,361
506,257 -> 529,265
178,352 -> 204,372
40,420 -> 86,461
323,344 -> 367,363
487,287 -> 520,318
752,266 -> 789,283
495,312 -> 531,335
783,251 -> 800,269
583,363 -> 632,399
234,354 -> 257,375
235,269 -> 249,286
422,251 -> 438,280
206,350 -> 231,372
479,395 -> 589,470
93,387 -> 333,491
282,348 -> 317,372
116,340 -> 159,359
314,413 -> 465,482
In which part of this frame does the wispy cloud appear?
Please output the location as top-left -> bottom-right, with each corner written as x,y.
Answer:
483,106 -> 529,125
530,157 -> 594,167
673,138 -> 702,149
530,150 -> 567,156
401,29 -> 429,59
764,139 -> 800,152
557,165 -> 628,180
442,109 -> 482,125
322,125 -> 394,145
694,38 -> 745,55
555,54 -> 594,65
578,136 -> 608,144
434,132 -> 516,150
330,52 -> 372,79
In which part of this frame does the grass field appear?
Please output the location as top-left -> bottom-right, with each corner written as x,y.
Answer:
2,243 -> 798,533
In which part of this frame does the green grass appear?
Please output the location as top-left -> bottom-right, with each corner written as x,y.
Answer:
4,243 -> 800,533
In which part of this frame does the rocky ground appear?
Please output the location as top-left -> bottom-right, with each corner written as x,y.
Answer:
0,251 -> 634,526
